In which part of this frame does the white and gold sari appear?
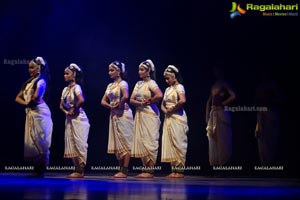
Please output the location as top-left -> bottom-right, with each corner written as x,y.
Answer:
105,80 -> 134,159
161,84 -> 188,167
23,78 -> 53,163
61,84 -> 90,165
131,80 -> 161,165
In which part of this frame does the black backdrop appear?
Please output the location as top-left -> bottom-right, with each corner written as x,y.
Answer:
1,0 -> 298,177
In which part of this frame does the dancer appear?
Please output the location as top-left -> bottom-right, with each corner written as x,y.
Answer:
161,65 -> 189,178
15,56 -> 53,177
130,59 -> 163,178
206,66 -> 236,166
255,68 -> 282,165
60,63 -> 90,178
101,61 -> 134,178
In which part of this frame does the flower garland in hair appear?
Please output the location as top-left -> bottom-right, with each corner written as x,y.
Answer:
167,65 -> 179,73
120,62 -> 125,73
146,59 -> 155,72
35,56 -> 46,66
70,63 -> 81,71
110,61 -> 126,73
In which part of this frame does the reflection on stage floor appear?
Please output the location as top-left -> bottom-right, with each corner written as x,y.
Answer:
0,173 -> 299,200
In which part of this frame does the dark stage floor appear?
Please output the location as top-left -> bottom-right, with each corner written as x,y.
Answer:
0,173 -> 299,200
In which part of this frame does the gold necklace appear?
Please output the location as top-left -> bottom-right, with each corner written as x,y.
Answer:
109,80 -> 121,91
165,84 -> 178,101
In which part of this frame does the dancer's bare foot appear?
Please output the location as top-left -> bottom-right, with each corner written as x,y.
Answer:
166,172 -> 176,178
67,172 -> 84,178
174,173 -> 184,178
135,172 -> 145,178
166,173 -> 184,178
135,172 -> 153,178
112,172 -> 127,178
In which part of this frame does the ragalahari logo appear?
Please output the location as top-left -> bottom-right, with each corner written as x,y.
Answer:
230,2 -> 246,18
